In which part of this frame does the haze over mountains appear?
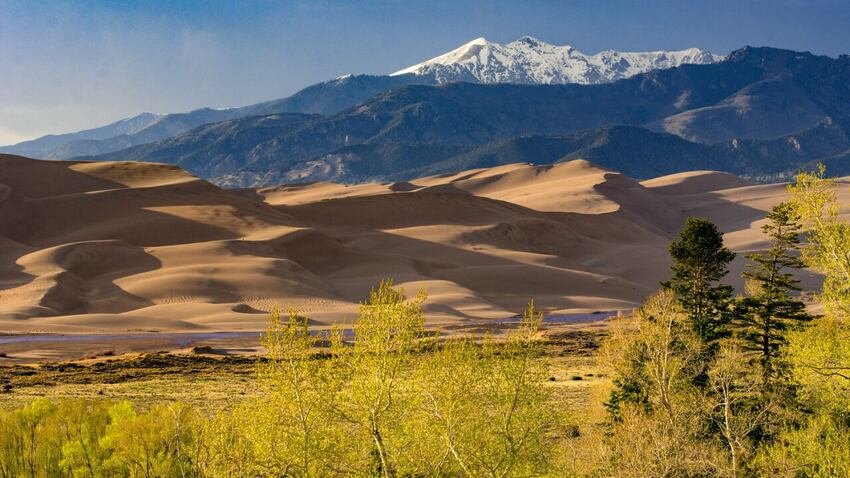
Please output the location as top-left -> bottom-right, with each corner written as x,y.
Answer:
1,37 -> 721,162
3,153 -> 844,332
1,112 -> 163,159
3,38 -> 850,189
87,47 -> 850,186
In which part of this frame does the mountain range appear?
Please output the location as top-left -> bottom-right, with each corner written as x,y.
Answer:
1,112 -> 162,159
4,39 -> 850,187
0,75 -> 433,160
82,46 -> 850,186
1,37 -> 720,161
393,36 -> 722,84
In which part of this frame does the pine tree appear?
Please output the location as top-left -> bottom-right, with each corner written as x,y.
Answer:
662,217 -> 736,346
738,203 -> 813,385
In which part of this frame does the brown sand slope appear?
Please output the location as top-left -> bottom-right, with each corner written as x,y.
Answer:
1,154 -> 847,333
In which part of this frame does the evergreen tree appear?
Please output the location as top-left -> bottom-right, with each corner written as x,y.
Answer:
738,203 -> 813,385
662,217 -> 736,345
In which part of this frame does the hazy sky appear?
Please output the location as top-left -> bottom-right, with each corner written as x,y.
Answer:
2,0 -> 849,145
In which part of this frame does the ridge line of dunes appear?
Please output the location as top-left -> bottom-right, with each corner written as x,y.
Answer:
2,154 -> 846,333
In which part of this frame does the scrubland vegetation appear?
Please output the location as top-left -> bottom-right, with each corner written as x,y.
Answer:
1,168 -> 848,477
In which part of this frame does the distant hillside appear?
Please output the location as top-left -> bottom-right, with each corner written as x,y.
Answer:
0,112 -> 161,159
2,35 -> 719,160
247,74 -> 434,117
412,120 -> 850,182
1,74 -> 432,160
409,127 -> 728,180
84,46 -> 850,186
97,113 -> 322,179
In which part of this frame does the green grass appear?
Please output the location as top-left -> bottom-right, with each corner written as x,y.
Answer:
0,327 -> 609,413
0,353 -> 258,411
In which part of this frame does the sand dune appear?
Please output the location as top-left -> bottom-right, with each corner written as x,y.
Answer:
640,170 -> 754,195
1,153 -> 846,333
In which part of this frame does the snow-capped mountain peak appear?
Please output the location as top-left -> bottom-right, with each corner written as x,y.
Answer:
392,37 -> 724,85
392,37 -> 491,75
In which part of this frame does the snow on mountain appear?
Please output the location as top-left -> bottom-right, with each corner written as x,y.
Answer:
392,36 -> 724,85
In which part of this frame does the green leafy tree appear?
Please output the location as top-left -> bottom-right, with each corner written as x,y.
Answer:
602,291 -> 703,419
737,202 -> 813,385
789,164 -> 850,319
56,399 -> 111,477
226,308 -> 342,477
599,291 -> 724,477
707,341 -> 776,477
100,401 -> 199,477
755,409 -> 850,478
333,279 -> 426,477
416,301 -> 554,477
198,409 -> 255,477
663,217 -> 736,346
0,398 -> 61,478
753,166 -> 850,477
786,166 -> 850,402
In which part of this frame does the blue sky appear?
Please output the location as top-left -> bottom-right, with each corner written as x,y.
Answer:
2,0 -> 849,145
